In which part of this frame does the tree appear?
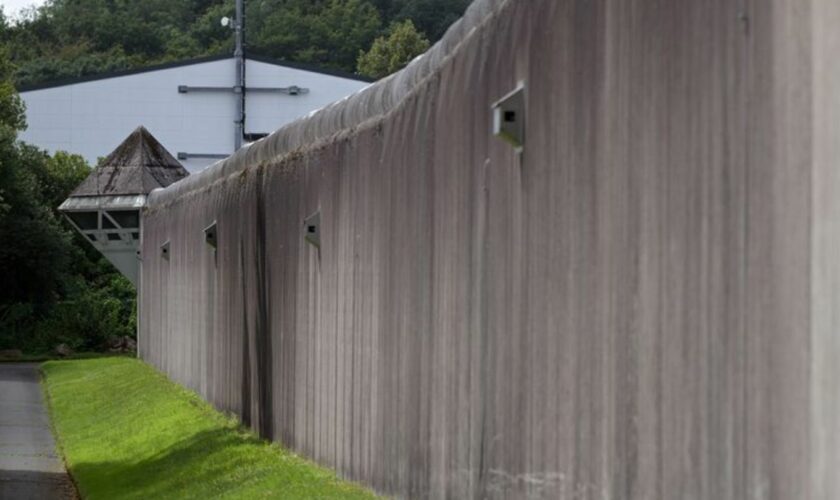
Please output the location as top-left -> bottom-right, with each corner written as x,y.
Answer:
252,0 -> 382,73
373,0 -> 469,41
0,49 -> 69,305
0,47 -> 133,353
357,19 -> 429,79
6,0 -> 213,86
4,0 -> 469,87
0,47 -> 24,133
0,143 -> 74,306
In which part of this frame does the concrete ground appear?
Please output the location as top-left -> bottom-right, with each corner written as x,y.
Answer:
0,363 -> 76,500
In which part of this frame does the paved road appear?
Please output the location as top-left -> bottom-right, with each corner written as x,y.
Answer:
0,363 -> 76,500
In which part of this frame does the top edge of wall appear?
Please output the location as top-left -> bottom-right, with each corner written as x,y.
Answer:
146,0 -> 510,208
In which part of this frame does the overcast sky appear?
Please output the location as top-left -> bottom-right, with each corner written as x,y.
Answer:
1,0 -> 47,19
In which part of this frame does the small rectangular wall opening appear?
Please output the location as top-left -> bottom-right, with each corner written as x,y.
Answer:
304,211 -> 321,248
204,221 -> 218,249
492,83 -> 526,151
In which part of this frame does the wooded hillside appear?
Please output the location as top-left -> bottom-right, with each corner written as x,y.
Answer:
0,0 -> 469,85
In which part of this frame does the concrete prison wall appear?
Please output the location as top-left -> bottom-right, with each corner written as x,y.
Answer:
139,0 -> 840,497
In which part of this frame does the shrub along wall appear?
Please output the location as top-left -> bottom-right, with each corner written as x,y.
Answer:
140,0 -> 840,498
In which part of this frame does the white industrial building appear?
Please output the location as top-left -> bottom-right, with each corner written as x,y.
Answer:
18,55 -> 371,172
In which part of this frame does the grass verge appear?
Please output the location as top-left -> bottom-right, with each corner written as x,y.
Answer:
41,357 -> 378,499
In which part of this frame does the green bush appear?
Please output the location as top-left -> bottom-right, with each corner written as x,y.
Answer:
0,302 -> 37,350
0,44 -> 137,356
0,274 -> 135,354
38,277 -> 136,351
357,19 -> 429,79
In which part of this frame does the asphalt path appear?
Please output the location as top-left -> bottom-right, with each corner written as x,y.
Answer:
0,363 -> 76,500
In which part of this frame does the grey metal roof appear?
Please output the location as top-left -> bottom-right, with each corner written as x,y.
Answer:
58,195 -> 147,212
69,126 -> 189,197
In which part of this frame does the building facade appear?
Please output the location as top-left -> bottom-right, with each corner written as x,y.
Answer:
19,55 -> 370,172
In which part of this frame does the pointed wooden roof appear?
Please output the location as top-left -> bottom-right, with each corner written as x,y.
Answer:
70,126 -> 189,197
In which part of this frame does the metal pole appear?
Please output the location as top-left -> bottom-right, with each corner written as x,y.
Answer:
234,0 -> 245,151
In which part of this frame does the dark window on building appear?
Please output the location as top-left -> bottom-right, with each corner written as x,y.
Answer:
67,211 -> 98,230
107,210 -> 140,229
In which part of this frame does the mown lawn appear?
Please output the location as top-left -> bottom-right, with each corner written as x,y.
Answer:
41,357 -> 378,499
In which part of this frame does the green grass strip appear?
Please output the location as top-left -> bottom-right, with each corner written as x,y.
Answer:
41,357 -> 379,500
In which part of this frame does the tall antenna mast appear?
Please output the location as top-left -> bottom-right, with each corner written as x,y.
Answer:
234,0 -> 245,151
177,0 -> 309,162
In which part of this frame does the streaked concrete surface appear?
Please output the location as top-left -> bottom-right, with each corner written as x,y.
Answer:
139,0 -> 839,497
0,364 -> 76,500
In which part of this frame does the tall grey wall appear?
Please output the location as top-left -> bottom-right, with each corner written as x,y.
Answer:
139,0 -> 838,498
811,0 -> 840,497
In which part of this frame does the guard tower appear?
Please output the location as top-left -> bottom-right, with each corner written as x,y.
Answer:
59,126 -> 189,285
